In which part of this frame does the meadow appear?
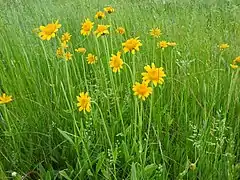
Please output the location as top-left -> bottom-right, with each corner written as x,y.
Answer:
0,0 -> 240,179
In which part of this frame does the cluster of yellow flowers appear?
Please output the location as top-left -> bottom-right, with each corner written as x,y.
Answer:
0,93 -> 12,104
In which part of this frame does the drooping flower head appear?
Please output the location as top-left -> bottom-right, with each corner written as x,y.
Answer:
219,43 -> 229,50
81,18 -> 94,36
61,32 -> 71,42
109,51 -> 124,72
95,11 -> 105,19
75,47 -> 86,54
132,82 -> 152,101
167,42 -> 177,47
150,28 -> 161,38
116,27 -> 125,35
87,53 -> 97,64
142,63 -> 166,86
122,37 -> 142,54
0,93 -> 13,104
64,52 -> 72,61
94,25 -> 110,38
104,6 -> 114,14
38,20 -> 61,40
77,92 -> 91,112
158,41 -> 168,49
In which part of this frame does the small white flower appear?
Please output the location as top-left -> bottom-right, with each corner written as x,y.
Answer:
11,171 -> 17,177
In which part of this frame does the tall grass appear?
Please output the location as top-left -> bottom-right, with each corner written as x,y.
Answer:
0,0 -> 239,179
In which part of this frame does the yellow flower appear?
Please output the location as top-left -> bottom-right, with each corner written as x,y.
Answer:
38,20 -> 61,40
150,28 -> 161,37
95,11 -> 105,19
81,18 -> 94,36
116,27 -> 125,35
87,53 -> 97,64
77,92 -> 91,112
230,64 -> 238,69
109,51 -> 123,72
158,41 -> 168,49
142,63 -> 166,86
75,48 -> 86,53
64,52 -> 72,61
56,47 -> 64,58
94,25 -> 110,38
230,56 -> 240,69
234,56 -> 240,63
132,82 -> 152,101
61,32 -> 71,42
122,37 -> 142,54
219,43 -> 229,50
61,41 -> 68,49
167,42 -> 177,47
0,93 -> 13,104
104,6 -> 114,14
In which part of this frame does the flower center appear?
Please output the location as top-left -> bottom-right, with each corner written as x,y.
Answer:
138,85 -> 148,95
44,24 -> 57,35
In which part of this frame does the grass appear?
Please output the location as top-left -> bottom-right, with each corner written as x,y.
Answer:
0,0 -> 240,179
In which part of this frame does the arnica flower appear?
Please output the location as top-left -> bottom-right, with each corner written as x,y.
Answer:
77,92 -> 91,112
132,82 -> 152,101
104,6 -> 114,14
94,25 -> 110,38
167,42 -> 177,47
0,93 -> 13,104
142,63 -> 166,86
158,41 -> 168,49
109,51 -> 123,72
64,52 -> 72,61
61,41 -> 68,49
38,20 -> 61,40
81,18 -> 94,36
95,11 -> 105,19
116,27 -> 125,35
150,28 -> 161,38
230,56 -> 240,69
61,32 -> 71,42
75,47 -> 86,53
87,53 -> 97,64
122,37 -> 142,54
219,43 -> 229,50
56,47 -> 64,58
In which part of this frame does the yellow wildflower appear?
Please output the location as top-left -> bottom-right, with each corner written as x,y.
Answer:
158,41 -> 168,49
150,28 -> 161,37
64,52 -> 72,61
167,42 -> 177,47
116,27 -> 125,35
0,93 -> 13,104
61,41 -> 68,49
56,47 -> 64,58
81,18 -> 94,36
77,92 -> 91,112
104,6 -> 114,14
75,48 -> 86,53
109,51 -> 123,72
95,11 -> 105,19
122,37 -> 142,54
61,32 -> 71,42
94,25 -> 110,38
38,20 -> 61,40
132,82 -> 152,101
87,53 -> 97,64
142,63 -> 166,86
219,43 -> 229,50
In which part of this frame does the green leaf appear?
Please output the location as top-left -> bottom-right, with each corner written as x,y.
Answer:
57,128 -> 74,145
59,170 -> 71,180
144,164 -> 157,177
87,169 -> 93,176
96,152 -> 105,174
131,162 -> 137,180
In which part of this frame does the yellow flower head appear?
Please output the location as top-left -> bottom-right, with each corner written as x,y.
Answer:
122,37 -> 142,54
61,41 -> 68,49
104,6 -> 114,14
81,18 -> 94,36
230,56 -> 240,69
87,53 -> 97,64
150,28 -> 161,38
0,93 -> 13,104
116,27 -> 125,35
230,64 -> 238,69
38,20 -> 61,40
219,43 -> 229,50
132,82 -> 152,101
94,25 -> 110,38
56,47 -> 64,58
75,47 -> 86,53
95,11 -> 105,19
109,51 -> 124,73
167,42 -> 177,47
142,63 -> 166,86
234,56 -> 240,63
158,41 -> 168,49
61,32 -> 71,42
77,92 -> 91,112
64,52 -> 72,61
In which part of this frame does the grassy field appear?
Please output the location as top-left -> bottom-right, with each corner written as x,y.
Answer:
0,0 -> 240,179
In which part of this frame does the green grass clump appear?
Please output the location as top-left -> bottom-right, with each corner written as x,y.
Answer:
0,0 -> 240,179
